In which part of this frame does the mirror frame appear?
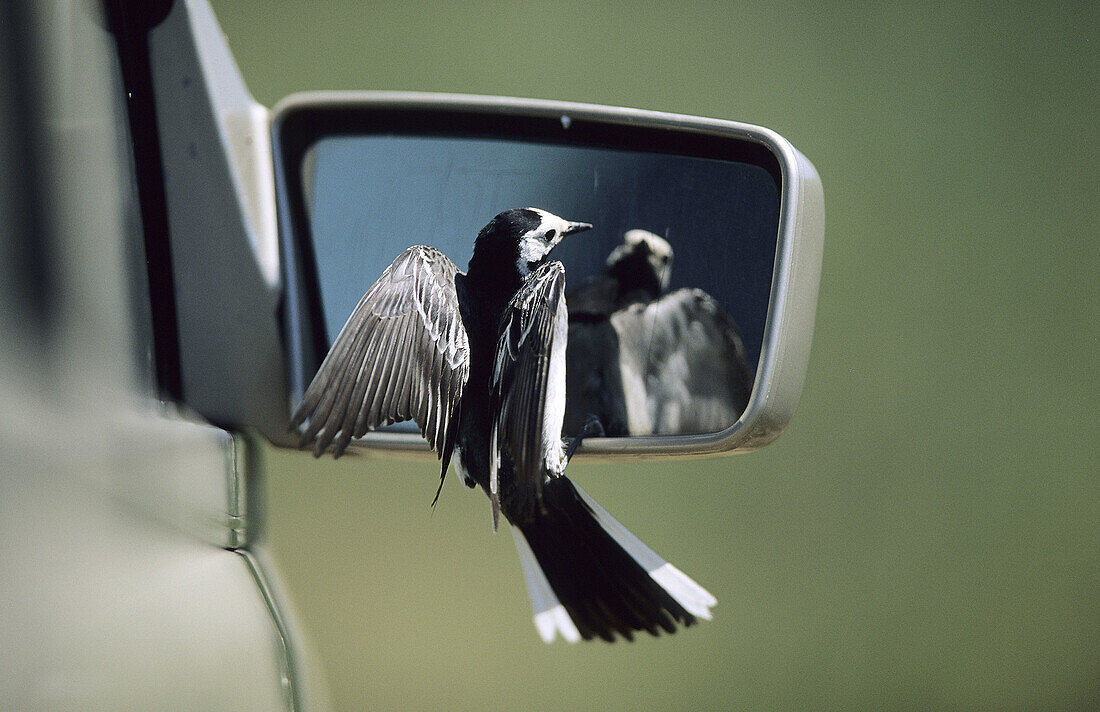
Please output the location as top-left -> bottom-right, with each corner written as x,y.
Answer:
271,91 -> 824,459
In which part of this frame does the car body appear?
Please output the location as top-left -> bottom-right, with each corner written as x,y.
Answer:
0,1 -> 325,709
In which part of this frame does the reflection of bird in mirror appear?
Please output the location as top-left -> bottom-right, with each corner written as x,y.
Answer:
566,229 -> 671,436
566,229 -> 754,436
292,209 -> 715,642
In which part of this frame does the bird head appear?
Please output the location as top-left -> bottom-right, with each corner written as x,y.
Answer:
606,229 -> 674,295
472,208 -> 592,278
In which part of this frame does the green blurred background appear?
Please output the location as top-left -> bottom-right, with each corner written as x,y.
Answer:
210,2 -> 1098,709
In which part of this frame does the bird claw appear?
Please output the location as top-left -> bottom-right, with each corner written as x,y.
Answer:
565,414 -> 606,461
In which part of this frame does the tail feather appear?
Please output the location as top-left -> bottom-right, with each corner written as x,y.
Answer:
511,528 -> 582,643
511,477 -> 715,642
572,483 -> 717,620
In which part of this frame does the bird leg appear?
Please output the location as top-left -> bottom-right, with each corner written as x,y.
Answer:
564,414 -> 606,462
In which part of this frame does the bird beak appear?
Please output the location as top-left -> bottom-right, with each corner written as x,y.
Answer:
564,221 -> 593,236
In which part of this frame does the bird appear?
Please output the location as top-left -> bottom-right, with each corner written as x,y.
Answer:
291,208 -> 716,643
565,229 -> 754,436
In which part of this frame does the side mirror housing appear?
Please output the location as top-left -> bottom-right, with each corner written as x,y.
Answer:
272,92 -> 824,457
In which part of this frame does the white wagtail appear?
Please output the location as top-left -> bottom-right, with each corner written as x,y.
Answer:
292,208 -> 715,642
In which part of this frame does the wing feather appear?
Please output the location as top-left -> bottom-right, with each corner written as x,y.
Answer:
351,324 -> 394,435
337,324 -> 385,449
292,246 -> 470,460
489,262 -> 569,515
379,317 -> 410,424
612,287 -> 754,435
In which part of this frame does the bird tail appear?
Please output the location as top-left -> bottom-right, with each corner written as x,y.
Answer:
510,476 -> 716,643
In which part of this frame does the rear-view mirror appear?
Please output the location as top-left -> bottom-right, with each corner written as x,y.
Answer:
272,92 -> 824,457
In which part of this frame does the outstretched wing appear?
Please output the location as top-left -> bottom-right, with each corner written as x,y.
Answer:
611,287 -> 754,434
488,261 -> 568,525
291,245 -> 470,461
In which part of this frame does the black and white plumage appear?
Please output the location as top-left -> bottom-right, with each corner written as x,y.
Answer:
565,229 -> 754,436
292,208 -> 715,642
488,261 -> 568,528
565,229 -> 673,436
614,287 -> 754,434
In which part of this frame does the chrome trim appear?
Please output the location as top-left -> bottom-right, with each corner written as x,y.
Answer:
236,549 -> 301,712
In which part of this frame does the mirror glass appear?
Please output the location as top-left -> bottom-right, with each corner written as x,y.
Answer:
292,132 -> 780,438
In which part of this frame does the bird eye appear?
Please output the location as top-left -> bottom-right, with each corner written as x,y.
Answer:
546,229 -> 557,240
